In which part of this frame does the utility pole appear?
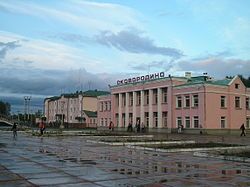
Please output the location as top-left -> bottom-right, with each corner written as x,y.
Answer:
24,96 -> 31,124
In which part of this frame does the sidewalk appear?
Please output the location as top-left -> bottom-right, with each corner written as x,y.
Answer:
0,131 -> 250,186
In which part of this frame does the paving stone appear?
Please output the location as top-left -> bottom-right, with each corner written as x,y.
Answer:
0,180 -> 35,187
28,176 -> 84,186
0,131 -> 250,186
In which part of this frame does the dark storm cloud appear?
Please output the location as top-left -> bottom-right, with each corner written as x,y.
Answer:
0,41 -> 20,61
0,67 -> 125,96
95,30 -> 184,59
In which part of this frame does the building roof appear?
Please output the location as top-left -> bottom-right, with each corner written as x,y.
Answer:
82,90 -> 110,97
175,76 -> 233,88
207,79 -> 232,86
45,90 -> 110,101
83,110 -> 97,118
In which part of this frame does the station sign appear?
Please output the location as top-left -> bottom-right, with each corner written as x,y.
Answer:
117,72 -> 165,85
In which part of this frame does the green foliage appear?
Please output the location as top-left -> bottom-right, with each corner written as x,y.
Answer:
238,75 -> 250,88
226,75 -> 250,87
0,100 -> 11,116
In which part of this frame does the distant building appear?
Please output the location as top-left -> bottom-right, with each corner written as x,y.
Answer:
82,110 -> 97,128
97,73 -> 250,133
44,90 -> 109,127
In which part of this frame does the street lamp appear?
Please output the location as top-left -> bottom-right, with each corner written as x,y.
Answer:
24,96 -> 31,124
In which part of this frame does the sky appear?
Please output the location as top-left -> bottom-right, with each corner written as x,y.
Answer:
0,0 -> 250,113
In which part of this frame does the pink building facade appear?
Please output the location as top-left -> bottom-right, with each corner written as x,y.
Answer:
44,90 -> 109,128
97,73 -> 250,133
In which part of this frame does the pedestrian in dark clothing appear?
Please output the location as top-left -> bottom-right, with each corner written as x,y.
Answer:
127,122 -> 133,132
109,121 -> 114,131
141,122 -> 145,133
39,119 -> 45,136
240,123 -> 246,136
11,123 -> 17,139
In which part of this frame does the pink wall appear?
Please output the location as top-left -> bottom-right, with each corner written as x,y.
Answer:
97,95 -> 111,127
97,75 -> 250,130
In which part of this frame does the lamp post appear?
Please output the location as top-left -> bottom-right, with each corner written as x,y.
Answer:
24,96 -> 31,125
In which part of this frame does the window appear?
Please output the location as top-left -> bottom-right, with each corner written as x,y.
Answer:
192,95 -> 199,107
221,96 -> 226,108
136,92 -> 141,105
153,89 -> 158,104
184,95 -> 190,108
145,112 -> 149,127
247,118 -> 250,129
145,90 -> 149,105
116,94 -> 119,107
177,117 -> 182,128
122,113 -> 125,127
235,83 -> 239,89
122,93 -> 126,106
193,116 -> 199,128
185,116 -> 190,128
235,97 -> 241,108
221,116 -> 226,128
105,118 -> 107,126
115,113 -> 119,126
153,112 -> 158,127
246,97 -> 249,110
129,92 -> 133,106
105,101 -> 108,110
101,118 -> 103,126
162,112 -> 168,127
176,96 -> 182,108
162,88 -> 168,103
129,113 -> 133,124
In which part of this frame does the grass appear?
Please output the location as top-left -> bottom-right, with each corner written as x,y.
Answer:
220,151 -> 250,158
100,138 -> 173,142
142,142 -> 240,149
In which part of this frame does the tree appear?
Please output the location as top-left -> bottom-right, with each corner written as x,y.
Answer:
226,75 -> 250,88
0,101 -> 11,116
238,75 -> 250,88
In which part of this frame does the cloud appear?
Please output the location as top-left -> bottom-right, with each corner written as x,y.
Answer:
130,60 -> 174,72
177,58 -> 250,78
0,31 -> 104,72
0,0 -> 142,32
45,32 -> 92,44
0,41 -> 20,61
95,30 -> 184,59
191,50 -> 234,61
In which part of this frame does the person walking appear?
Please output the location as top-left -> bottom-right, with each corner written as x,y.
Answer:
39,119 -> 46,136
240,123 -> 246,136
11,122 -> 17,139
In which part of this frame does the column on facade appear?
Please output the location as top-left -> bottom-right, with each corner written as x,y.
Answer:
149,89 -> 153,128
168,85 -> 173,129
125,92 -> 129,127
118,93 -> 122,128
132,91 -> 136,125
157,87 -> 162,128
140,90 -> 145,125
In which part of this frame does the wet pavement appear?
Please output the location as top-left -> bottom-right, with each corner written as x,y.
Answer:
0,131 -> 250,186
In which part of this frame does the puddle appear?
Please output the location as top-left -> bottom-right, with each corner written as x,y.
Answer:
0,143 -> 6,148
